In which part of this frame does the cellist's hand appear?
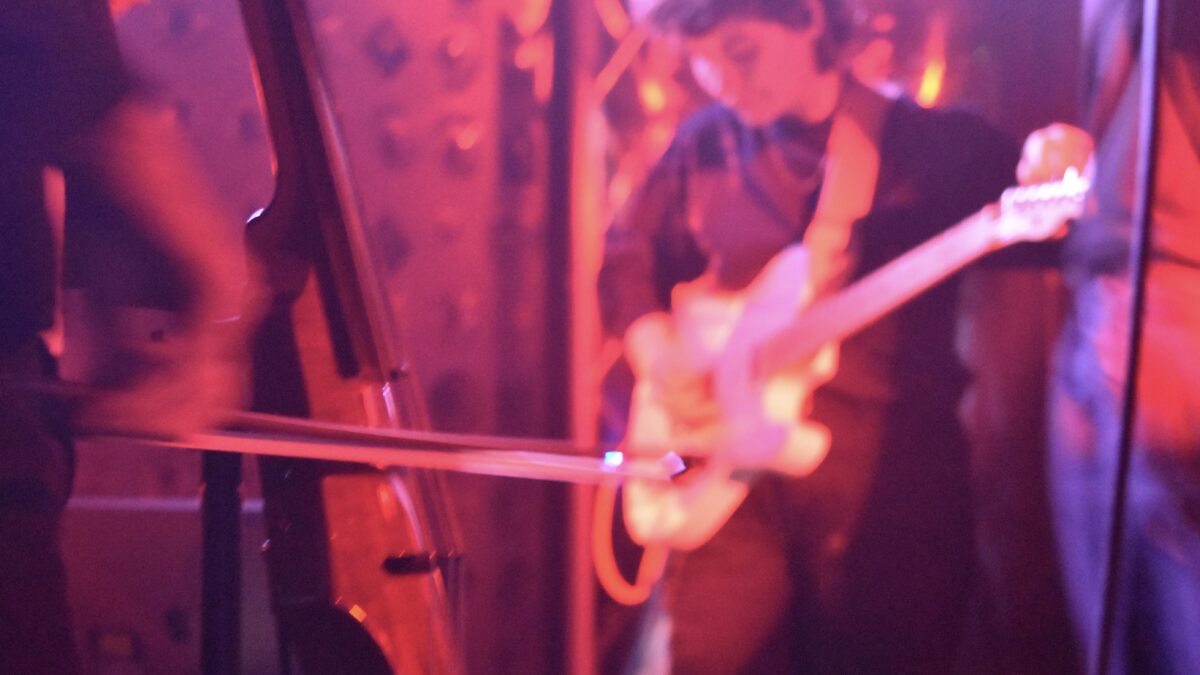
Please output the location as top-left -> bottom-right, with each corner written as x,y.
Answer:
1017,122 -> 1094,185
72,308 -> 255,440
67,99 -> 265,439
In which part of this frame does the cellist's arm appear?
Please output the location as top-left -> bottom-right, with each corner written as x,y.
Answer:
66,99 -> 263,438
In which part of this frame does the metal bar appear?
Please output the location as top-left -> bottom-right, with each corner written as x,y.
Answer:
1096,0 -> 1163,672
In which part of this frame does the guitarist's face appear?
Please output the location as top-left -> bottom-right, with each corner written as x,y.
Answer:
684,13 -> 828,126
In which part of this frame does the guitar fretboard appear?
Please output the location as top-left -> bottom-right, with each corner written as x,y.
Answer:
758,207 -> 998,372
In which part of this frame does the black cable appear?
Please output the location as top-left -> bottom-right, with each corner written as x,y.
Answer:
1095,0 -> 1163,672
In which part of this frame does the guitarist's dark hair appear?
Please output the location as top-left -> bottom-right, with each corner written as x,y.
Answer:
644,0 -> 854,70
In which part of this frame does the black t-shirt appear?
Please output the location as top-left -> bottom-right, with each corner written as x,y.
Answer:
0,0 -> 131,352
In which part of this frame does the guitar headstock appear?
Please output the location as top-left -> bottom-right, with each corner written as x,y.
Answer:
990,168 -> 1089,246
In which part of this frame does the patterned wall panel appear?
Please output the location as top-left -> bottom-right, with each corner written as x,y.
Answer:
301,1 -> 565,672
118,0 -> 274,228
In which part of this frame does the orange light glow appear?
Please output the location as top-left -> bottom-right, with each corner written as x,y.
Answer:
109,0 -> 148,17
595,0 -> 633,39
514,36 -> 555,104
916,58 -> 946,107
638,79 -> 668,114
916,14 -> 948,108
593,26 -> 648,102
504,0 -> 551,38
348,604 -> 368,623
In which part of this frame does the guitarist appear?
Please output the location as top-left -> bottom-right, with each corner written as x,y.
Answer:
598,0 -> 1051,671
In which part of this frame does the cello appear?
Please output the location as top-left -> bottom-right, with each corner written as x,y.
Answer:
237,0 -> 461,670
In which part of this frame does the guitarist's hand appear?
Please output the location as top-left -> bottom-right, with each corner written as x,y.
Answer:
1018,123 -> 1094,185
625,313 -> 721,447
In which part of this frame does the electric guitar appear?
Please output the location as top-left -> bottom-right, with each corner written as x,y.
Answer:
621,172 -> 1089,551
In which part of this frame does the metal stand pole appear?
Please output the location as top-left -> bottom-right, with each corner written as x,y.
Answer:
201,451 -> 243,675
1095,0 -> 1163,672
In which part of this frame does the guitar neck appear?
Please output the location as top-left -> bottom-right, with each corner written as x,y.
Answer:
759,207 -> 998,372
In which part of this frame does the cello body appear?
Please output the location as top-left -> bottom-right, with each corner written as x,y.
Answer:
238,0 -> 461,671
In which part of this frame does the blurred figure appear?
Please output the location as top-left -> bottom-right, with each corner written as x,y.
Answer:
1037,0 -> 1200,672
593,0 -> 1071,671
1,1 -> 256,672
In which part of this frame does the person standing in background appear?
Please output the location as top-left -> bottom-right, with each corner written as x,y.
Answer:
1040,0 -> 1200,672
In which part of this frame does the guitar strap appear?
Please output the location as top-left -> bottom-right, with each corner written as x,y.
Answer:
802,79 -> 894,295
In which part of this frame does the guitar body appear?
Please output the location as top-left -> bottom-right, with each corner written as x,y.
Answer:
623,245 -> 836,550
